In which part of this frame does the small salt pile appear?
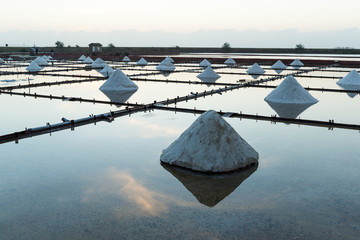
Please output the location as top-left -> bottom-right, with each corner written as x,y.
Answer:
7,57 -> 13,61
91,57 -> 106,68
99,65 -> 114,77
290,59 -> 304,68
156,59 -> 176,72
271,60 -> 287,74
197,66 -> 220,83
34,56 -> 49,66
160,110 -> 259,173
199,59 -> 211,67
78,55 -> 86,61
246,63 -> 265,75
224,57 -> 236,66
26,61 -> 42,72
122,56 -> 131,62
336,70 -> 360,98
137,58 -> 148,66
83,56 -> 94,64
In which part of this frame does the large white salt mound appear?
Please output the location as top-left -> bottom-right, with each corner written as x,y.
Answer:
34,56 -> 49,66
26,61 -> 42,72
156,61 -> 175,72
122,56 -> 131,62
78,55 -> 86,61
199,59 -> 211,67
91,57 -> 106,68
265,75 -> 318,104
271,60 -> 287,70
246,63 -> 265,75
290,59 -> 304,67
99,69 -> 138,92
83,56 -> 94,64
137,57 -> 148,66
99,65 -> 114,77
160,110 -> 259,173
197,66 -> 220,82
224,57 -> 236,65
336,70 -> 360,86
0,58 -> 5,64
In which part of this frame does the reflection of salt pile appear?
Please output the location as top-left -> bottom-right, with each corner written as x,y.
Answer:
83,56 -> 94,64
224,57 -> 236,66
101,90 -> 136,106
26,61 -> 42,72
161,162 -> 257,207
34,56 -> 49,66
156,59 -> 176,72
271,60 -> 287,74
197,66 -> 220,83
78,55 -> 86,61
265,75 -> 318,118
137,57 -> 148,66
91,57 -> 106,68
336,70 -> 360,98
199,59 -> 211,67
160,110 -> 259,173
290,59 -> 304,68
122,56 -> 131,62
99,65 -> 114,77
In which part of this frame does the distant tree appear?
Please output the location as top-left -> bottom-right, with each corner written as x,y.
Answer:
295,43 -> 305,51
108,43 -> 115,48
75,45 -> 80,48
55,41 -> 64,48
67,45 -> 71,48
222,42 -> 231,51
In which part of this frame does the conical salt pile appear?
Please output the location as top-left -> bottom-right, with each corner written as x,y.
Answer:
165,56 -> 174,63
0,58 -> 4,64
99,65 -> 114,77
122,56 -> 131,62
290,59 -> 304,67
41,55 -> 49,62
99,69 -> 138,92
91,57 -> 106,68
197,66 -> 220,82
265,75 -> 318,104
160,110 -> 259,173
224,57 -> 236,65
337,70 -> 360,86
137,57 -> 148,66
156,60 -> 175,72
7,57 -> 13,61
199,59 -> 211,67
246,63 -> 265,75
26,61 -> 42,72
78,55 -> 86,61
271,60 -> 287,70
34,56 -> 49,66
83,56 -> 93,64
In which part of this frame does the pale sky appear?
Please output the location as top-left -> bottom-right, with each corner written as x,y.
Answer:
2,0 -> 360,33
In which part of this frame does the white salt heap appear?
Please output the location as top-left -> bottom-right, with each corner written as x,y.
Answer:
26,61 -> 42,72
122,56 -> 131,62
137,58 -> 148,66
99,69 -> 138,92
224,57 -> 236,65
78,55 -> 86,61
199,59 -> 211,67
290,59 -> 304,68
160,110 -> 259,173
83,56 -> 94,64
34,56 -> 49,66
7,57 -> 13,61
336,70 -> 360,86
271,60 -> 287,70
156,59 -> 176,72
197,66 -> 220,83
246,63 -> 265,75
165,56 -> 174,63
99,65 -> 114,77
91,57 -> 106,68
265,75 -> 318,104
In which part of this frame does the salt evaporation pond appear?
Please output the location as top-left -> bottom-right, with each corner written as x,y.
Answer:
0,55 -> 359,240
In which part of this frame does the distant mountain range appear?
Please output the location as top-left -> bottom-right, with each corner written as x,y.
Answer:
1,28 -> 359,49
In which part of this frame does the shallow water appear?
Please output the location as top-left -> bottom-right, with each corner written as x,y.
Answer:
0,58 -> 359,240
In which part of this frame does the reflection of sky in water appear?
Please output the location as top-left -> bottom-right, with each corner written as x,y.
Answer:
1,62 -> 360,239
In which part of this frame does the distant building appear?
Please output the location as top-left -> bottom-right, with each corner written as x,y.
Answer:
89,43 -> 102,54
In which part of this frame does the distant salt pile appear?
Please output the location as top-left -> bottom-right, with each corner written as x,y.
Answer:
156,59 -> 176,72
265,75 -> 318,104
165,56 -> 174,63
34,56 -> 49,66
271,60 -> 287,70
83,56 -> 94,64
99,69 -> 138,92
137,57 -> 148,66
0,58 -> 5,64
91,57 -> 107,68
160,110 -> 259,173
99,65 -> 114,77
78,55 -> 86,61
336,70 -> 360,98
26,61 -> 42,72
197,66 -> 220,83
7,57 -> 13,61
47,56 -> 53,60
41,55 -> 49,61
246,63 -> 265,78
122,56 -> 131,62
199,59 -> 211,67
224,57 -> 236,66
290,59 -> 304,68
